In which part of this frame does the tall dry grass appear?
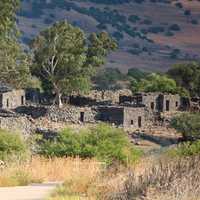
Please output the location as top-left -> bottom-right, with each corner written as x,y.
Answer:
105,156 -> 200,200
0,156 -> 103,189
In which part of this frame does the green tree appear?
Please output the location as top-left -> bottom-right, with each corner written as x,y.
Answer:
94,68 -> 125,90
31,21 -> 117,107
168,62 -> 200,97
131,73 -> 178,93
171,113 -> 200,141
0,0 -> 32,89
0,38 -> 31,88
127,68 -> 148,81
0,0 -> 20,37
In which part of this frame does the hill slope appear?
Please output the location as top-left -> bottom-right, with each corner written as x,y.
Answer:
18,0 -> 200,72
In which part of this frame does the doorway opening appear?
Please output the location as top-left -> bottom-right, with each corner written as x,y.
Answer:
80,112 -> 85,122
166,100 -> 170,111
138,116 -> 142,128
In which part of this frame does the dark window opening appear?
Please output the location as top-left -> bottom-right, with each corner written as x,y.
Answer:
151,102 -> 155,110
176,101 -> 178,107
21,96 -> 24,105
6,99 -> 9,108
166,100 -> 170,111
131,120 -> 134,125
80,112 -> 85,122
138,116 -> 142,128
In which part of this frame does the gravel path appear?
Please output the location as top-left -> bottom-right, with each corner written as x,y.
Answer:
0,182 -> 60,200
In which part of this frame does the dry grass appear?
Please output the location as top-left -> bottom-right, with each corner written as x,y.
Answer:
1,155 -> 200,200
106,156 -> 200,200
0,156 -> 103,189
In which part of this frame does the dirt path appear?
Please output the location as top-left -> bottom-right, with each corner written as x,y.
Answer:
0,182 -> 60,200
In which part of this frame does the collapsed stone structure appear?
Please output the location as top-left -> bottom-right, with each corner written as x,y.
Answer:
68,90 -> 182,129
0,86 -> 190,133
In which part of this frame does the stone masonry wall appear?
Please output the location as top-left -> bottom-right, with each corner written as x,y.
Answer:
142,93 -> 160,112
0,90 -> 25,109
46,106 -> 97,123
82,89 -> 132,104
162,94 -> 180,112
123,107 -> 152,129
0,116 -> 35,136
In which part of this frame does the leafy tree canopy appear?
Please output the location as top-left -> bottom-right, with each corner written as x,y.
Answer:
171,113 -> 200,141
168,62 -> 200,97
0,38 -> 31,88
31,21 -> 117,107
0,0 -> 32,89
130,73 -> 189,96
127,68 -> 148,81
94,68 -> 125,90
0,0 -> 20,37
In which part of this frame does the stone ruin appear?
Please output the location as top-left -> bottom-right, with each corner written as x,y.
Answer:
0,87 -> 193,134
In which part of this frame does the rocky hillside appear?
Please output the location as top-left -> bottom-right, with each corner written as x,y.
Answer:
18,0 -> 200,72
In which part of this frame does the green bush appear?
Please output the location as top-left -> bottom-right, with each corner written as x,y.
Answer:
0,130 -> 27,160
168,141 -> 200,157
171,113 -> 200,140
38,124 -> 142,165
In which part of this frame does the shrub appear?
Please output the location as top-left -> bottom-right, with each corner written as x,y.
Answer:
169,24 -> 181,31
148,26 -> 165,34
168,141 -> 200,157
128,15 -> 140,23
165,31 -> 174,37
171,113 -> 200,140
184,9 -> 191,16
112,31 -> 124,41
0,130 -> 26,160
175,2 -> 183,9
142,19 -> 152,25
38,124 -> 142,165
170,49 -> 180,59
191,19 -> 198,25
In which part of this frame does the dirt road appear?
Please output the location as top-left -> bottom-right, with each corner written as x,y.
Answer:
0,182 -> 60,200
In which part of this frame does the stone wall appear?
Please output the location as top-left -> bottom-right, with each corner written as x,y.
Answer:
0,116 -> 35,136
162,94 -> 180,112
97,106 -> 124,125
141,93 -> 181,112
123,107 -> 152,129
80,89 -> 132,104
97,105 -> 153,129
142,93 -> 160,112
0,90 -> 25,109
46,106 -> 97,123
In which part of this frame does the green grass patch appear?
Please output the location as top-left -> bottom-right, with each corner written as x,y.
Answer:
0,129 -> 27,161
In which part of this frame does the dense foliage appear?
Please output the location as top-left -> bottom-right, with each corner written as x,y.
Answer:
0,0 -> 32,88
31,21 -> 117,107
168,62 -> 200,97
94,68 -> 125,90
0,0 -> 20,36
130,73 -> 188,96
127,68 -> 148,81
171,113 -> 200,140
168,141 -> 200,157
38,124 -> 142,165
0,129 -> 26,160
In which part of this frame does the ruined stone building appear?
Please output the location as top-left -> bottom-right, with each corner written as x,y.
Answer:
68,90 -> 182,129
0,84 -> 25,109
0,85 -> 186,132
97,105 -> 152,129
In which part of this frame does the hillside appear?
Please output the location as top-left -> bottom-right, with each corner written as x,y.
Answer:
18,0 -> 200,72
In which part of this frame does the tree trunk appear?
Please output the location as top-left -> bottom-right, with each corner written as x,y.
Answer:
54,88 -> 63,108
